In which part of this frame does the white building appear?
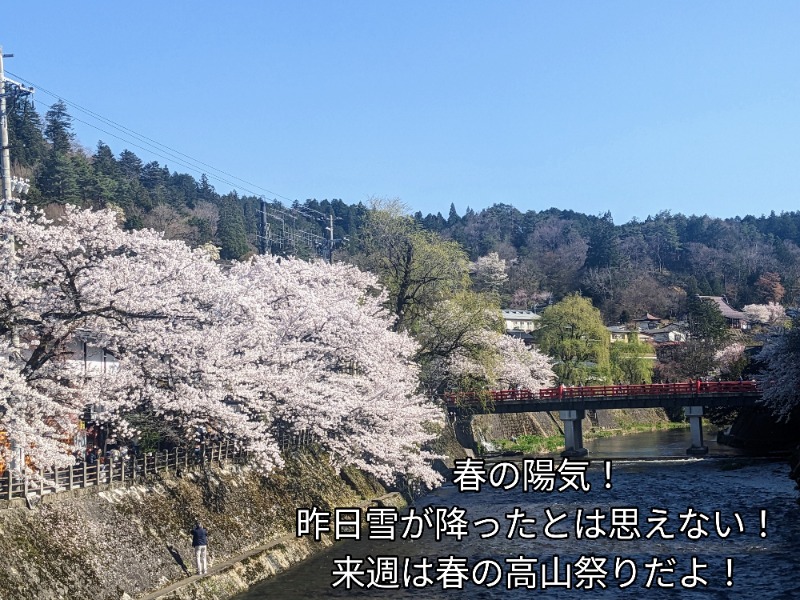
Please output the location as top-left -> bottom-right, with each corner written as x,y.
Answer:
502,309 -> 541,333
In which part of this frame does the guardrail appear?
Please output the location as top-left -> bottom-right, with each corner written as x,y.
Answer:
0,428 -> 316,504
0,442 -> 244,502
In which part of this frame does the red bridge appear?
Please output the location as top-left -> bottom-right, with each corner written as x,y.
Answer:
443,380 -> 761,457
444,380 -> 759,408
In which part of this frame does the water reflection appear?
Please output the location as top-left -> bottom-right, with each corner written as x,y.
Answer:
583,426 -> 749,459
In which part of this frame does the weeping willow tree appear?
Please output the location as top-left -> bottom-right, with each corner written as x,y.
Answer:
610,333 -> 655,384
535,294 -> 611,385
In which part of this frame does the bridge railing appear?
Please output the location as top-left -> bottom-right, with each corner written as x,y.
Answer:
444,380 -> 759,405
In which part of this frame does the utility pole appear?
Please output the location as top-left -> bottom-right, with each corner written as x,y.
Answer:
327,213 -> 334,264
0,47 -> 32,475
1,47 -> 12,209
258,197 -> 268,255
0,46 -> 32,212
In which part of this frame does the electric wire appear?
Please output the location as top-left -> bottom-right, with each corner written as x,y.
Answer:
34,99 -> 265,199
6,70 -> 296,203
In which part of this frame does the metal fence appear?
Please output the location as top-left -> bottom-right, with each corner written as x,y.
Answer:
1,428 -> 318,504
0,442 -> 247,502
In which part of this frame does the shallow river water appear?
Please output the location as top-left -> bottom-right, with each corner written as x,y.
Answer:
235,429 -> 800,599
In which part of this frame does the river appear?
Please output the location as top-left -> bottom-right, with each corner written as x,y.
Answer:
235,428 -> 800,599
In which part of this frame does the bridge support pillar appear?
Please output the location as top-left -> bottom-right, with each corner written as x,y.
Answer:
684,406 -> 708,456
559,410 -> 588,457
451,413 -> 479,457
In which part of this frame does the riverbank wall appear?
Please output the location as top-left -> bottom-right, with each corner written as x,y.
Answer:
471,407 -> 673,447
0,448 -> 392,600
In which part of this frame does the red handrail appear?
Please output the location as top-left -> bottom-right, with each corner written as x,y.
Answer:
443,380 -> 758,405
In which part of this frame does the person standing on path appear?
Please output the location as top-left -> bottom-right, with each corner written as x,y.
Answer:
191,521 -> 209,576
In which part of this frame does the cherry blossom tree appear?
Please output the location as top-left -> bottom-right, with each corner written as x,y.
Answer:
416,294 -> 554,394
444,329 -> 555,391
744,302 -> 786,326
713,342 -> 747,378
470,252 -> 508,293
757,318 -> 800,421
0,206 -> 443,485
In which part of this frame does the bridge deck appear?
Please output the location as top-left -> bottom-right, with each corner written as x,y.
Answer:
444,381 -> 761,413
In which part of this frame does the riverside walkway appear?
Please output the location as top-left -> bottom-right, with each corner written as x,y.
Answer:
443,380 -> 761,457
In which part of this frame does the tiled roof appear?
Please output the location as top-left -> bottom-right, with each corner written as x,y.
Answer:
697,296 -> 749,320
634,313 -> 661,321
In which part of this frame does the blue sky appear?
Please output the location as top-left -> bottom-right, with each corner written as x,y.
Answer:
5,1 -> 800,223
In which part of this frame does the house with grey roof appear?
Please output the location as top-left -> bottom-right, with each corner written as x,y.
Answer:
697,296 -> 750,330
502,309 -> 541,333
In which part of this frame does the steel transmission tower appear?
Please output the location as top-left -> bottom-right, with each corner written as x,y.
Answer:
256,198 -> 345,263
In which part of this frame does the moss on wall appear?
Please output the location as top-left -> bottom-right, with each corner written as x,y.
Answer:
0,448 -> 387,600
472,407 -> 674,449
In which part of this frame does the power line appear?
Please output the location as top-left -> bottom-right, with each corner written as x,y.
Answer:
6,70 -> 297,203
34,99 -> 266,198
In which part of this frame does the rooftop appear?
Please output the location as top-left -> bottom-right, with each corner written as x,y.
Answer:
502,309 -> 541,320
697,296 -> 749,320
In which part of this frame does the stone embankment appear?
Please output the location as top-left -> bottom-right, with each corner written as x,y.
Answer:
472,407 -> 674,448
0,448 -> 394,600
0,411 -> 682,600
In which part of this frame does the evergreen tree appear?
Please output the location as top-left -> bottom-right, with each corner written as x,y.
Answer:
198,173 -> 216,202
93,142 -> 118,178
91,142 -> 119,206
168,173 -> 199,209
7,90 -> 47,167
36,101 -> 81,205
584,211 -> 619,269
216,194 -> 249,259
687,296 -> 729,346
38,151 -> 80,205
447,202 -> 460,226
118,150 -> 143,180
43,100 -> 74,153
140,161 -> 167,190
644,212 -> 681,273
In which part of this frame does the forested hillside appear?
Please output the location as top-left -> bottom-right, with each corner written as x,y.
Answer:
8,90 -> 800,320
6,93 -> 366,261
419,203 -> 800,320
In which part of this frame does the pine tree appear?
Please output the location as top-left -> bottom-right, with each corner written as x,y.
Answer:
43,100 -> 74,153
216,194 -> 249,259
38,150 -> 80,205
37,101 -> 81,204
198,173 -> 216,202
447,202 -> 460,226
118,150 -> 143,180
7,90 -> 47,167
585,211 -> 619,269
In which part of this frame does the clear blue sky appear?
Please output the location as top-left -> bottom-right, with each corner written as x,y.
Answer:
5,1 -> 800,223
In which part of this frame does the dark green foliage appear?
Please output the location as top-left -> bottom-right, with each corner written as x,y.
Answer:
8,96 -> 800,317
584,211 -> 619,270
447,202 -> 460,226
118,150 -> 143,180
43,100 -> 74,153
38,150 -> 80,205
686,296 -> 729,346
217,194 -> 250,259
6,90 -> 47,166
